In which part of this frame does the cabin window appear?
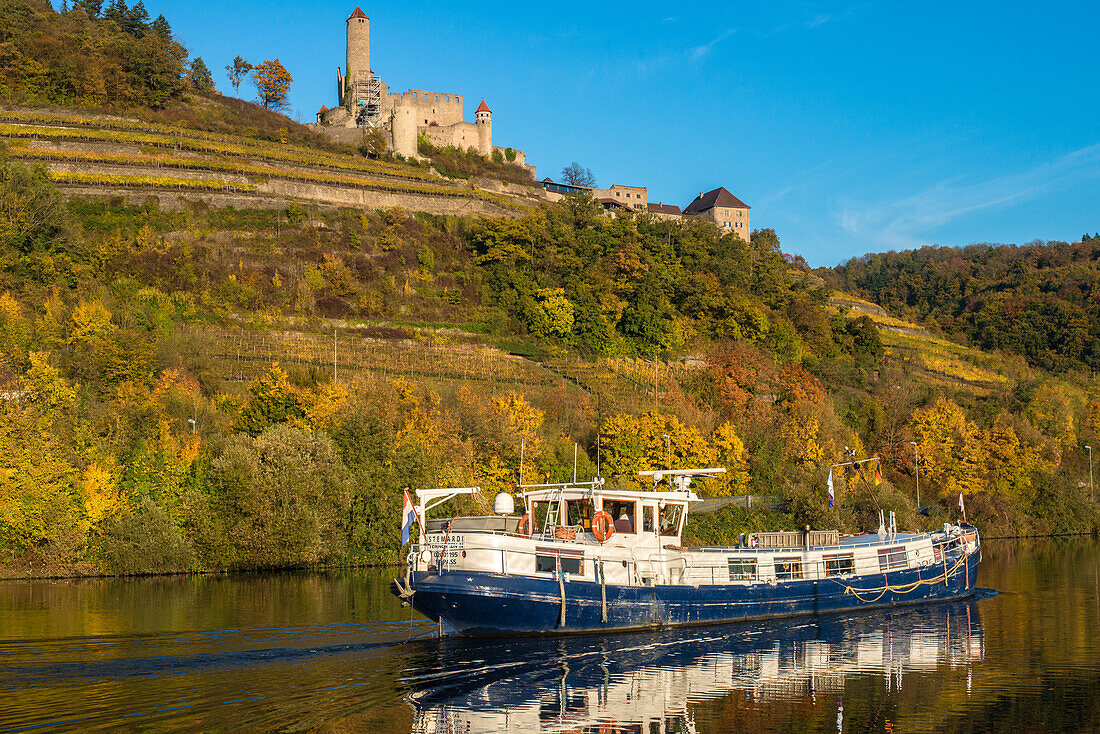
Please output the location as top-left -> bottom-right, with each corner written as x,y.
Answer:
878,547 -> 907,571
566,499 -> 594,530
728,558 -> 757,580
774,557 -> 803,581
536,554 -> 582,575
659,503 -> 684,536
642,505 -> 655,533
530,500 -> 557,533
603,500 -> 637,533
824,553 -> 855,576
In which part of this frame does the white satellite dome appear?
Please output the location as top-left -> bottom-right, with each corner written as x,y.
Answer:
493,492 -> 515,515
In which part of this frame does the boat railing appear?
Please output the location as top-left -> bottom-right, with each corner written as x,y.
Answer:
407,537 -> 694,585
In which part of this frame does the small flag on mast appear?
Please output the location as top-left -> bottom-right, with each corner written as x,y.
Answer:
401,489 -> 416,545
827,470 -> 834,509
874,461 -> 883,486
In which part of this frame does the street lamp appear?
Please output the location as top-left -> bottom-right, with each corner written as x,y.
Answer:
1087,445 -> 1094,502
910,441 -> 920,510
662,434 -> 671,470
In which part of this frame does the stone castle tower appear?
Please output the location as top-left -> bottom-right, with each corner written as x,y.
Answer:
475,100 -> 491,155
346,7 -> 369,90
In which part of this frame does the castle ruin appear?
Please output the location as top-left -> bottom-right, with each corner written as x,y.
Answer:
311,7 -> 531,173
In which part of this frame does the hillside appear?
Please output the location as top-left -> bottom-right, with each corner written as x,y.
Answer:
1,1 -> 1099,579
3,134 -> 1100,579
823,239 -> 1100,372
0,108 -> 537,216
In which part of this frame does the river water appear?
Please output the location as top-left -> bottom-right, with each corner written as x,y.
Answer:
1,538 -> 1098,733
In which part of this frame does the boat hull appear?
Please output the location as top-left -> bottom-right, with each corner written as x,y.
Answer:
402,547 -> 980,635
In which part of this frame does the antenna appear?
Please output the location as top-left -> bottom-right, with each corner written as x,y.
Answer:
519,438 -> 525,487
573,443 -> 578,483
596,435 -> 601,478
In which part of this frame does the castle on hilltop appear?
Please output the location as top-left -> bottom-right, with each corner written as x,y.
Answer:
311,7 -> 531,172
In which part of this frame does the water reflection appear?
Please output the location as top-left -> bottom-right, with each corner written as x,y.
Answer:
403,600 -> 984,734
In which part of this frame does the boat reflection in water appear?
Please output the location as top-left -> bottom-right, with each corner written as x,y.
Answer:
403,598 -> 984,733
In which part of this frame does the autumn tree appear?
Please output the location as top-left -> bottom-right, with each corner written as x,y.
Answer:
225,55 -> 252,98
560,162 -> 595,187
360,127 -> 388,158
234,364 -> 304,436
252,58 -> 292,111
908,397 -> 988,498
710,422 -> 751,496
600,412 -> 715,490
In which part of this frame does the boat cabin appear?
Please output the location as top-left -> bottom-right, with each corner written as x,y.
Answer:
519,484 -> 699,550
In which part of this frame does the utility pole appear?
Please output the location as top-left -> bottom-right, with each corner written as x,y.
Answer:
1087,445 -> 1094,501
911,441 -> 920,510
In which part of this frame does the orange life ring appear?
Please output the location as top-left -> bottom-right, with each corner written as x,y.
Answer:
517,513 -> 531,536
592,511 -> 615,542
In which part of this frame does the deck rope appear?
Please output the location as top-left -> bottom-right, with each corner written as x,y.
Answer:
831,554 -> 968,603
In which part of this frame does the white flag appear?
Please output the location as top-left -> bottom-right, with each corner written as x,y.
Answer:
958,492 -> 965,511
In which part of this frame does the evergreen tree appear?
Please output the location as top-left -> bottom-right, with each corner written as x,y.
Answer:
102,0 -> 126,25
74,0 -> 103,17
188,57 -> 215,93
151,14 -> 171,38
125,0 -> 150,36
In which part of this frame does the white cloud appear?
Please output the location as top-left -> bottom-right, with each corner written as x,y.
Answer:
689,28 -> 737,61
836,143 -> 1100,250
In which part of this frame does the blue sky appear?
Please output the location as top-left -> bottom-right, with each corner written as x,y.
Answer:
150,1 -> 1099,267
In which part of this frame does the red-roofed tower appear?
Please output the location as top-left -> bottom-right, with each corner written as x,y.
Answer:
346,7 -> 370,107
475,99 -> 492,156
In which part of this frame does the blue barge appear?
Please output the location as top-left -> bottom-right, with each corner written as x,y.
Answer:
394,469 -> 981,635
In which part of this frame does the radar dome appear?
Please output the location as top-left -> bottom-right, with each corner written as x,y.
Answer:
493,492 -> 515,515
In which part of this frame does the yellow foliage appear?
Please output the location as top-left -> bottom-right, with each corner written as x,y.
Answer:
301,381 -> 348,431
23,351 -> 75,413
909,397 -> 988,498
1085,399 -> 1100,441
115,380 -> 151,409
1028,382 -> 1079,444
492,392 -> 544,439
68,300 -> 115,344
779,416 -> 824,465
0,291 -> 22,322
82,461 -> 120,525
710,422 -> 751,495
600,412 -> 715,489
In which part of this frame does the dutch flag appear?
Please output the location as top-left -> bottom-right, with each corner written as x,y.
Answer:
401,489 -> 416,546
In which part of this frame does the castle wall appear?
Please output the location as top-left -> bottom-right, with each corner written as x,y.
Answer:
492,146 -> 525,166
422,121 -> 479,151
389,89 -> 464,127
